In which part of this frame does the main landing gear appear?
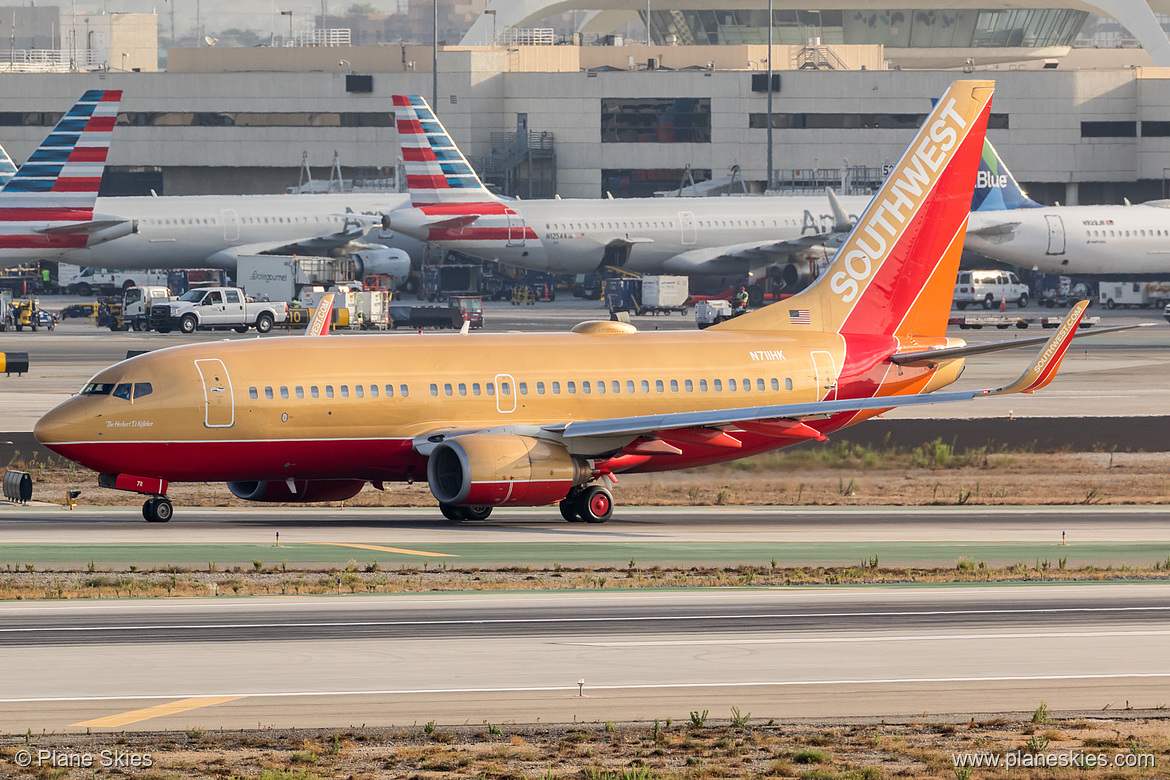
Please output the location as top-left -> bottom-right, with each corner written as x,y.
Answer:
559,485 -> 613,524
142,496 -> 173,523
435,485 -> 615,524
438,503 -> 493,521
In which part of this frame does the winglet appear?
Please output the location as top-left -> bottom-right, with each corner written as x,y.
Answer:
306,293 -> 334,337
984,300 -> 1088,396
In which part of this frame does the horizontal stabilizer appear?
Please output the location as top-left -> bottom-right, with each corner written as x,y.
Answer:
549,302 -> 1089,443
36,218 -> 133,236
890,321 -> 1152,366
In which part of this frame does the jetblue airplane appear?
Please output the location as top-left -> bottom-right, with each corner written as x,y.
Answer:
965,139 -> 1170,280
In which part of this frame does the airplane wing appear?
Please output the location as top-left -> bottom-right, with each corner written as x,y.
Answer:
412,302 -> 1090,464
661,237 -> 836,275
204,232 -> 365,266
545,302 -> 1088,444
965,211 -> 1021,239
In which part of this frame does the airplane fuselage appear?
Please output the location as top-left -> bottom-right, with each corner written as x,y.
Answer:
0,193 -> 419,271
33,325 -> 956,485
400,195 -> 873,274
966,203 -> 1170,279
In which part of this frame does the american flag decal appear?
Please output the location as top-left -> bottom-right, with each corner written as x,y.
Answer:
789,309 -> 811,324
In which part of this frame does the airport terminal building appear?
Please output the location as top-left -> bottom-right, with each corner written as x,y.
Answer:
2,1 -> 1170,205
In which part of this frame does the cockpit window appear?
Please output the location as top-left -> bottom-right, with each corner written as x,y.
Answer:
81,382 -> 115,395
134,383 -> 153,399
112,383 -> 133,400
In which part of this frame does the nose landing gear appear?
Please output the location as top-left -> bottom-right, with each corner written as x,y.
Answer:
142,496 -> 173,523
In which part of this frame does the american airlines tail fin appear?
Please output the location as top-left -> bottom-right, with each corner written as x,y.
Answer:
712,80 -> 993,340
392,94 -> 496,206
0,143 -> 17,187
0,90 -> 121,218
972,137 -> 1042,212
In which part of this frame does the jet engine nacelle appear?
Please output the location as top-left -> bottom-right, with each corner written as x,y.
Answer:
776,259 -> 811,291
227,479 -> 366,503
427,434 -> 590,507
351,245 -> 412,287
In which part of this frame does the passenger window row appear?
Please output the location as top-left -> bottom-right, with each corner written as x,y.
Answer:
427,377 -> 796,397
1087,229 -> 1166,238
248,383 -> 410,401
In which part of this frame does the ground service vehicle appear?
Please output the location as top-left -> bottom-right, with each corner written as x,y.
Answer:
694,300 -> 735,328
1098,281 -> 1170,309
387,296 -> 483,330
953,269 -> 1029,309
65,267 -> 167,296
166,268 -> 228,296
100,286 -> 172,331
33,82 -> 1133,525
9,298 -> 43,331
149,287 -> 288,334
422,264 -> 482,301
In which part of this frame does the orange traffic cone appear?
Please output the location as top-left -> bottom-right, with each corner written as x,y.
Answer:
999,296 -> 1006,312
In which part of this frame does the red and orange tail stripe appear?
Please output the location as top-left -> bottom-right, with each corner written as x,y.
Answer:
306,293 -> 335,337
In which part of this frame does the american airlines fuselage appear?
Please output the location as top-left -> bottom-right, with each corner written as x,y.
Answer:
7,192 -> 420,272
966,202 -> 1170,280
394,195 -> 872,275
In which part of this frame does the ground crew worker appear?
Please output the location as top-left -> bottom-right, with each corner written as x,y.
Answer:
733,285 -> 750,314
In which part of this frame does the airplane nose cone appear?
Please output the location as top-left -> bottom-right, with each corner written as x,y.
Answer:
33,402 -> 78,450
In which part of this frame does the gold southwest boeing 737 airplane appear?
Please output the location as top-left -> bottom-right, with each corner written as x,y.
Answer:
34,81 -> 1107,523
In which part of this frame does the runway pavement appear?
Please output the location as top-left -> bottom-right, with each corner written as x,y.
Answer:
2,505 -> 1170,568
0,584 -> 1166,731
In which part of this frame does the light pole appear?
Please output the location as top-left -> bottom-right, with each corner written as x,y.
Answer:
765,0 -> 774,191
281,10 -> 293,46
484,9 -> 496,45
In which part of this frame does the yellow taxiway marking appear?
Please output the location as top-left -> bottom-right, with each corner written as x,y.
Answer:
312,542 -> 459,558
70,696 -> 244,728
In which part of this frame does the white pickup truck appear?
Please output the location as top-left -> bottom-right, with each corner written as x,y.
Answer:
148,287 -> 288,334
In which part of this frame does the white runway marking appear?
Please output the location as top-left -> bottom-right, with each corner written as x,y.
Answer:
566,629 -> 1170,646
3,605 -> 1169,633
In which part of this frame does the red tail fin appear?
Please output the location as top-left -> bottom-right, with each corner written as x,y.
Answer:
712,80 -> 993,338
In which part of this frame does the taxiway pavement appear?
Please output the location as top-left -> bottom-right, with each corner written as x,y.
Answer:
2,505 -> 1169,568
0,584 -> 1166,731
